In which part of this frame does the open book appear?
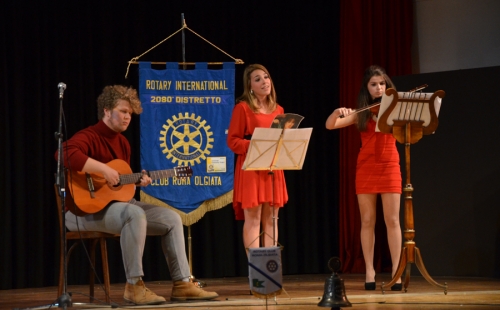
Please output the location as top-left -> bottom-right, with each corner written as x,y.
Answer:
270,113 -> 304,129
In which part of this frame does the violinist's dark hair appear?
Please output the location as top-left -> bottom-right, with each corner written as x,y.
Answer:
356,65 -> 396,132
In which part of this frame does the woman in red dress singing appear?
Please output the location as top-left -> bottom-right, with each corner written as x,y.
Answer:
325,65 -> 403,291
227,64 -> 288,252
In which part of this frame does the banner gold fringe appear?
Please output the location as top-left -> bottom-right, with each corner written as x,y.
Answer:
140,190 -> 233,226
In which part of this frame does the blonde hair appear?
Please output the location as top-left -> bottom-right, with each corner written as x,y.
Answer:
236,64 -> 277,113
97,85 -> 142,119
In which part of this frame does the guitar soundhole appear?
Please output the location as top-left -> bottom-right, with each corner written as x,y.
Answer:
108,183 -> 123,191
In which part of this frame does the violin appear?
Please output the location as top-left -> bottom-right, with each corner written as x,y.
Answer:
339,97 -> 381,118
370,98 -> 381,114
339,84 -> 428,119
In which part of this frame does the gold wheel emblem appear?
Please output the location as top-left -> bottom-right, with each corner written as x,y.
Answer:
159,112 -> 214,166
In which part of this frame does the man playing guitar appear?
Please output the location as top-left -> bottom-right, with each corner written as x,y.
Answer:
55,85 -> 218,305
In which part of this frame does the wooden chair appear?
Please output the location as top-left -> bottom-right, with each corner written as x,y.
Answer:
55,184 -> 119,303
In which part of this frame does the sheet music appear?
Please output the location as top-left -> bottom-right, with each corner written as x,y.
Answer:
376,91 -> 443,132
242,128 -> 282,170
242,127 -> 312,171
272,128 -> 312,170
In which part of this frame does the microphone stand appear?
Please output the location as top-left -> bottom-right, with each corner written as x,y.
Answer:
55,83 -> 72,309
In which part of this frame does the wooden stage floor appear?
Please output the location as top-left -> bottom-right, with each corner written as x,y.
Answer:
2,274 -> 500,309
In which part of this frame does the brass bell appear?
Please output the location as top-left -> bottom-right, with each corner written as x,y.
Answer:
318,257 -> 352,309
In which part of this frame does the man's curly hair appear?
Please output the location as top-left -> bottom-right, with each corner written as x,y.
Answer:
97,85 -> 142,119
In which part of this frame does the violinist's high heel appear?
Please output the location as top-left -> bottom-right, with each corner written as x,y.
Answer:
364,275 -> 376,290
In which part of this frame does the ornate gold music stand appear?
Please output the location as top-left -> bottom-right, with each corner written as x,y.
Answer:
376,88 -> 447,294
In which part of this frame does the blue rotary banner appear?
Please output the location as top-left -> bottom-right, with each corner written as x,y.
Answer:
138,62 -> 234,225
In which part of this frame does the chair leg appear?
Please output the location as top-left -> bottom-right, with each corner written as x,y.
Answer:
58,237 -> 112,304
89,239 -> 98,303
99,238 -> 111,303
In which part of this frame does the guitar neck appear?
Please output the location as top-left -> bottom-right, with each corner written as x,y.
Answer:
119,169 -> 176,185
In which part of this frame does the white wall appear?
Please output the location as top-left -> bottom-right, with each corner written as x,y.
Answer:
413,0 -> 500,73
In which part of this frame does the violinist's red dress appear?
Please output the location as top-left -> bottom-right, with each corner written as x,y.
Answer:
356,118 -> 402,194
227,102 -> 288,220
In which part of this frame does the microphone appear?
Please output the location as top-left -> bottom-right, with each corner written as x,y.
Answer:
58,82 -> 67,99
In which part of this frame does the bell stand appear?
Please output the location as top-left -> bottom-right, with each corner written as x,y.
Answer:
125,13 -> 243,287
377,88 -> 447,294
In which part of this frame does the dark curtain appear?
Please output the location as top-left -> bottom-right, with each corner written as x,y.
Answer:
339,0 -> 414,273
0,1 -> 341,290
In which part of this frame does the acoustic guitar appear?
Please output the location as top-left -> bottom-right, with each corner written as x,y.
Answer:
66,159 -> 192,216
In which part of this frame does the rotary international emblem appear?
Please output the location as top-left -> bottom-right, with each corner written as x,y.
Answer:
266,260 -> 279,273
159,112 -> 214,166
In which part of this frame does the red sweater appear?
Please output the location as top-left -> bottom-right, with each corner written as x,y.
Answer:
55,120 -> 131,171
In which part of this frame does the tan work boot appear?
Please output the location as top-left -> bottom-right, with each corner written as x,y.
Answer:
171,280 -> 219,301
124,280 -> 166,305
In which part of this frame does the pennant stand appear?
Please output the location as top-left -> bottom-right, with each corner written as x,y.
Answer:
125,13 -> 243,78
126,13 -> 244,286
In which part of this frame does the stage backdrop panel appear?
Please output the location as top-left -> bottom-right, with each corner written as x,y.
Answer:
138,62 -> 234,225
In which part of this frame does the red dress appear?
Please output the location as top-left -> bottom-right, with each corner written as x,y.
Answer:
227,102 -> 288,220
356,118 -> 402,194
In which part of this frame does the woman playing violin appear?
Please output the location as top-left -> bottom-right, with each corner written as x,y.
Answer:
325,65 -> 403,291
